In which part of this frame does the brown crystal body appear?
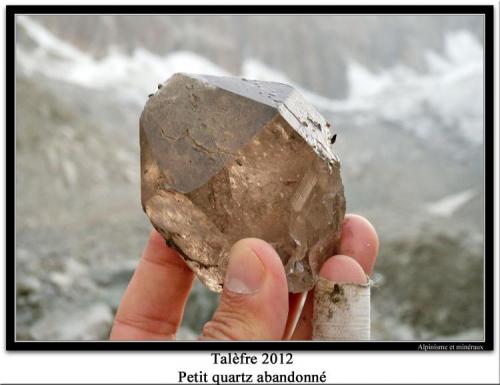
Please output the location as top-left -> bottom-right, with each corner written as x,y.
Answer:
140,73 -> 345,293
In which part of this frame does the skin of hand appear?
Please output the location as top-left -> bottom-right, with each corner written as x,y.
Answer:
109,213 -> 379,341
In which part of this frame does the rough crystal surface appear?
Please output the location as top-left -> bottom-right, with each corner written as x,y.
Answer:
140,73 -> 345,293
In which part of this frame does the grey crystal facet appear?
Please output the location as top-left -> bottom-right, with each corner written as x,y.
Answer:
140,73 -> 345,293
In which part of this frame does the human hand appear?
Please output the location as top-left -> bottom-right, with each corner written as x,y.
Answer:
109,213 -> 378,340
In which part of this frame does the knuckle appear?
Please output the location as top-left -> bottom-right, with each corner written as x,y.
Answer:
200,289 -> 267,340
201,320 -> 236,340
203,292 -> 257,340
220,289 -> 252,308
202,309 -> 257,340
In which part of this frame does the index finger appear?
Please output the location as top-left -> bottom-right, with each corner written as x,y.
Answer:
110,229 -> 195,340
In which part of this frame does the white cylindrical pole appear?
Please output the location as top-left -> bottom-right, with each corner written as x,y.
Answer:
312,277 -> 371,341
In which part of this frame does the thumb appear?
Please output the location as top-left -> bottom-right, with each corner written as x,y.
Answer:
200,238 -> 289,340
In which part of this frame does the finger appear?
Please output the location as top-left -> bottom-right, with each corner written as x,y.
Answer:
291,213 -> 378,339
338,213 -> 379,275
200,238 -> 288,340
320,254 -> 368,283
291,255 -> 368,340
110,229 -> 195,340
312,255 -> 370,340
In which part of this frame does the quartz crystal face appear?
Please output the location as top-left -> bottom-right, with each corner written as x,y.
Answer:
140,73 -> 345,293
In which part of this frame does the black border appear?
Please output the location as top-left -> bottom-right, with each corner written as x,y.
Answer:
6,5 -> 495,351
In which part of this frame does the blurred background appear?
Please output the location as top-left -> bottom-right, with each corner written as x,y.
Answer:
15,14 -> 484,341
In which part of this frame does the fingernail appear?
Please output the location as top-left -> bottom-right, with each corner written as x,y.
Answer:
225,242 -> 265,294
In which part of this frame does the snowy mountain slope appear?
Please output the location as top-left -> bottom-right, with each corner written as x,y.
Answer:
17,16 -> 483,146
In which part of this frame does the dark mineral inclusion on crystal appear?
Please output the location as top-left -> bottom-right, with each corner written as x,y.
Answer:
140,73 -> 345,293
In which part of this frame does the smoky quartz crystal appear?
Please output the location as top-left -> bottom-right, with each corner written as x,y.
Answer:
140,73 -> 345,293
